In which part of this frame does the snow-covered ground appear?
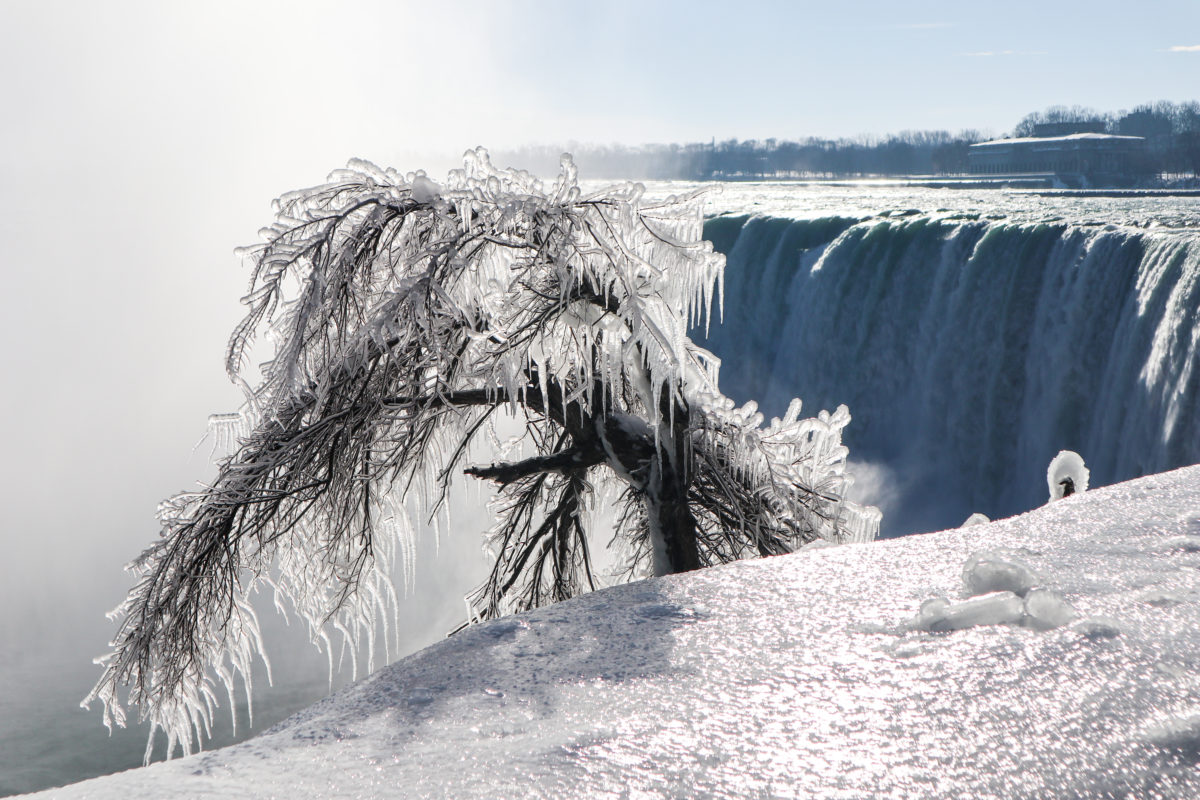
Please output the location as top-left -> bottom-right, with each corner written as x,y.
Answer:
30,466 -> 1200,799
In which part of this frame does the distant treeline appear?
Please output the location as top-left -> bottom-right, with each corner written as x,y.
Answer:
497,131 -> 983,180
495,101 -> 1200,180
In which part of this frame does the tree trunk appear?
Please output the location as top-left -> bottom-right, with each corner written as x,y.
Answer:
652,463 -> 701,574
646,407 -> 700,575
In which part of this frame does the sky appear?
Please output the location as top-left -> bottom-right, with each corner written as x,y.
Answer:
0,0 -> 1197,736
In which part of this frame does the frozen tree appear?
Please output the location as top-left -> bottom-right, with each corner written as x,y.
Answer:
86,148 -> 879,757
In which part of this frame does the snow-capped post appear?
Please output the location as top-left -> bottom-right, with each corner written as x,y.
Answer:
86,148 -> 879,758
1047,450 -> 1089,501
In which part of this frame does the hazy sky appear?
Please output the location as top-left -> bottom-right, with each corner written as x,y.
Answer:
4,2 -> 1197,165
0,0 -> 1197,661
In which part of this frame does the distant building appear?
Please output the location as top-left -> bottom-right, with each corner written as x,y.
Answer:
968,131 -> 1148,186
1033,121 -> 1107,137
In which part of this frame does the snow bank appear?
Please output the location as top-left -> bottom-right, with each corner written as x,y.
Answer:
28,466 -> 1200,799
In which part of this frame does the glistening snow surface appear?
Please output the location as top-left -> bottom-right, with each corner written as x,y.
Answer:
31,466 -> 1200,799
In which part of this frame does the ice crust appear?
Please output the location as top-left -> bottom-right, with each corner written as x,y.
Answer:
30,465 -> 1200,799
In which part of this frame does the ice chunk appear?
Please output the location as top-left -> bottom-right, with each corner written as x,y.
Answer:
960,513 -> 990,527
1022,587 -> 1076,630
915,596 -> 949,623
1047,450 -> 1089,501
912,591 -> 1026,632
962,551 -> 1038,597
919,553 -> 1075,632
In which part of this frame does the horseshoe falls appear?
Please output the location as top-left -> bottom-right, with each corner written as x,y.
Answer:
700,194 -> 1200,537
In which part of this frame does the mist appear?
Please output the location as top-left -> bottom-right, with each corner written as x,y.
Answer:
0,4 -> 513,792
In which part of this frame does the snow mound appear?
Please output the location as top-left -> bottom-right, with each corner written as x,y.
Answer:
29,465 -> 1200,799
1048,449 -> 1090,500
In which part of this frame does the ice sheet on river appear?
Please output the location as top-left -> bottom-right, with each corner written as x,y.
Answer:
30,466 -> 1200,799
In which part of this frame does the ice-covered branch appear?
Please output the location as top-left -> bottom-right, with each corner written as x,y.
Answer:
89,148 -> 878,760
465,446 -> 606,485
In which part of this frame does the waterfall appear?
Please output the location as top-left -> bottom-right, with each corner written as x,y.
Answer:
703,213 -> 1200,536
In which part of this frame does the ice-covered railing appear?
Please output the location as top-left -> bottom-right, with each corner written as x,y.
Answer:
86,149 -> 878,759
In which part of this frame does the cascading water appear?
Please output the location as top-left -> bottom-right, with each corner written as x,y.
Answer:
703,212 -> 1200,536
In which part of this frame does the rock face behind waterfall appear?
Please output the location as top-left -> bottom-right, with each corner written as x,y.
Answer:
703,212 -> 1200,535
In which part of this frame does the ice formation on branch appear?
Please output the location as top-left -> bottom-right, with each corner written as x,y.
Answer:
85,148 -> 879,758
